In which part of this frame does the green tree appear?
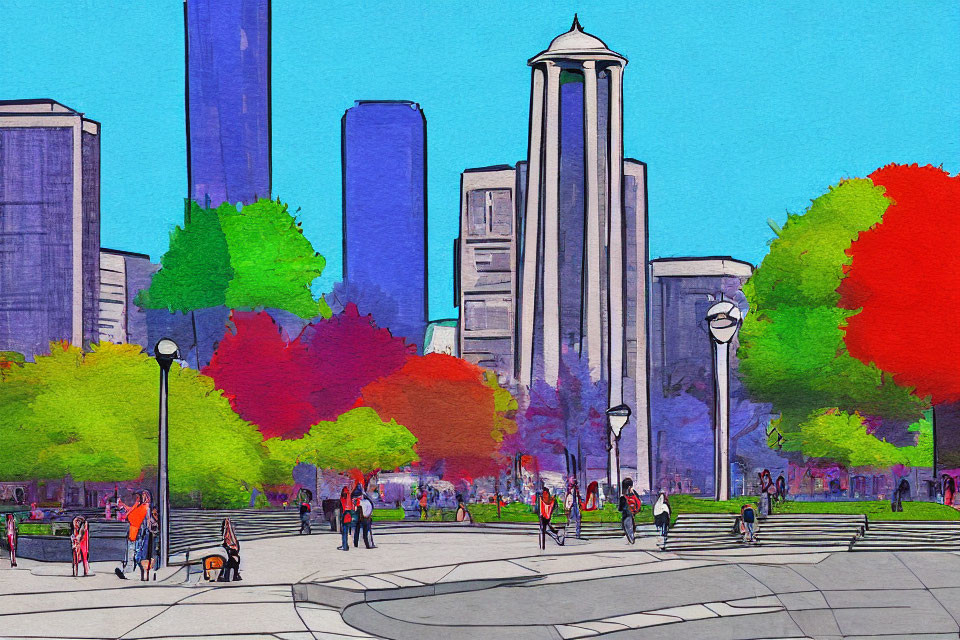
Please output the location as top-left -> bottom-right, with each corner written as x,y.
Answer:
137,198 -> 331,319
136,202 -> 233,311
265,407 -> 418,477
0,342 -> 269,507
739,178 -> 926,457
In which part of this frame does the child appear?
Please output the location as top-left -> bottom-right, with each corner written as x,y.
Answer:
5,514 -> 17,568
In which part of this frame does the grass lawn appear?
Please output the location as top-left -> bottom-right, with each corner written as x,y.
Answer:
372,497 -> 959,523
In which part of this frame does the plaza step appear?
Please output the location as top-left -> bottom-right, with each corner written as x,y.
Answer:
169,509 -> 302,555
852,521 -> 960,552
661,513 -> 867,552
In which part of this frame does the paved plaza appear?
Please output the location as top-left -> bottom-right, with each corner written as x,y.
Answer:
2,529 -> 960,639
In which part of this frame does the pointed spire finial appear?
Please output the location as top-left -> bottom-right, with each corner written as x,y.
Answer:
571,14 -> 582,32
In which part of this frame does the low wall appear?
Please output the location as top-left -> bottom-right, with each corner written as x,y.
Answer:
16,532 -> 127,563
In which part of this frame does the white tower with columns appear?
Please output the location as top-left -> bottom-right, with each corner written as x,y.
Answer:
516,17 -> 650,495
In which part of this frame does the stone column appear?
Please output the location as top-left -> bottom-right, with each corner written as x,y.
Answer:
542,61 -> 562,387
607,63 -> 624,403
519,65 -> 545,387
607,63 -> 625,493
582,60 -> 602,382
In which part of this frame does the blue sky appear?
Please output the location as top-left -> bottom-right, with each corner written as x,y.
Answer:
4,1 -> 958,320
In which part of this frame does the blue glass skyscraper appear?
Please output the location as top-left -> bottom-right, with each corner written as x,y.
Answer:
341,101 -> 427,350
185,0 -> 271,208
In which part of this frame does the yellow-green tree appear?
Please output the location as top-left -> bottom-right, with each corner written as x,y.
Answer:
265,407 -> 418,477
0,342 -> 269,507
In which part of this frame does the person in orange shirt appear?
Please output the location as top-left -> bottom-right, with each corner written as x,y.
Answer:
115,491 -> 147,579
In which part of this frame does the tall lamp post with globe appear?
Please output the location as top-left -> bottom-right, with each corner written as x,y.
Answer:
705,301 -> 742,502
606,404 -> 632,500
154,338 -> 180,568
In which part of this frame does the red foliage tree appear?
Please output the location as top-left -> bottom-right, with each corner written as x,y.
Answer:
203,304 -> 413,439
203,311 -> 317,439
299,303 -> 415,422
359,354 -> 509,481
838,164 -> 960,404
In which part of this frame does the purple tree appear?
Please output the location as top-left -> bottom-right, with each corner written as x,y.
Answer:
513,347 -> 608,484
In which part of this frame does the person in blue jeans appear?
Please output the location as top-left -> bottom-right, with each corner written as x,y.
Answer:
741,503 -> 757,543
337,487 -> 353,551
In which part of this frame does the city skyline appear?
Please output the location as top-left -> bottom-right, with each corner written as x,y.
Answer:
2,2 -> 958,321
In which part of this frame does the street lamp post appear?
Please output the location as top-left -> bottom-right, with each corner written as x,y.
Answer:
154,338 -> 180,569
606,404 -> 632,500
706,301 -> 742,502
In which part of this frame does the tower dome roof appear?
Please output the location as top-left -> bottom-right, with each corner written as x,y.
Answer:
547,15 -> 609,53
530,15 -> 626,64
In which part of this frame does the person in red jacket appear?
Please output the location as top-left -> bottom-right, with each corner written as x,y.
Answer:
537,488 -> 564,550
337,487 -> 353,551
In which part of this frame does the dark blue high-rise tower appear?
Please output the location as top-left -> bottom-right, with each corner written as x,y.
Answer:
341,101 -> 427,350
185,0 -> 271,208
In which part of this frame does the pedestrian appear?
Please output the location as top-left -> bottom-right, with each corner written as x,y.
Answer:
352,485 -> 375,549
115,491 -> 147,580
419,489 -> 428,520
943,475 -> 955,507
537,487 -> 564,549
337,487 -> 353,551
5,513 -> 17,568
217,517 -> 242,582
740,503 -> 757,543
133,492 -> 158,582
299,491 -> 312,535
70,516 -> 90,577
775,474 -> 787,504
28,503 -> 43,521
758,470 -> 775,516
455,494 -> 472,524
565,479 -> 582,539
653,491 -> 671,546
618,478 -> 643,545
892,478 -> 910,513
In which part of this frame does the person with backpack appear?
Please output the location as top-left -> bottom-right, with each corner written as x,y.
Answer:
653,491 -> 671,546
618,478 -> 643,544
741,503 -> 758,543
352,484 -> 375,549
298,491 -> 312,535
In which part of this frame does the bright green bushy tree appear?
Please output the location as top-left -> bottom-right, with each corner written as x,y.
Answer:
0,342 -> 269,507
739,178 -> 928,463
137,198 -> 331,319
265,407 -> 418,477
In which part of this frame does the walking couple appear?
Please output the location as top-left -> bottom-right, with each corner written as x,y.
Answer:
338,484 -> 376,550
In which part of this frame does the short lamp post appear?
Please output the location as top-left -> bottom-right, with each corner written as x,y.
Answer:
154,338 -> 180,568
706,301 -> 742,502
606,404 -> 632,500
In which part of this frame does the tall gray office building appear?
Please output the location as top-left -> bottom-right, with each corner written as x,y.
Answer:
0,100 -> 100,358
457,19 -> 651,490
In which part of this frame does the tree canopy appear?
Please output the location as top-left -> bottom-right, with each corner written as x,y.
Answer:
264,407 -> 418,477
137,198 -> 331,319
359,353 -> 517,481
0,342 -> 269,507
739,175 -> 930,467
204,305 -> 414,439
839,164 -> 960,404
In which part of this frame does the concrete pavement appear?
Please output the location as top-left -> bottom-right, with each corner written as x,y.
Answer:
0,529 -> 958,638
